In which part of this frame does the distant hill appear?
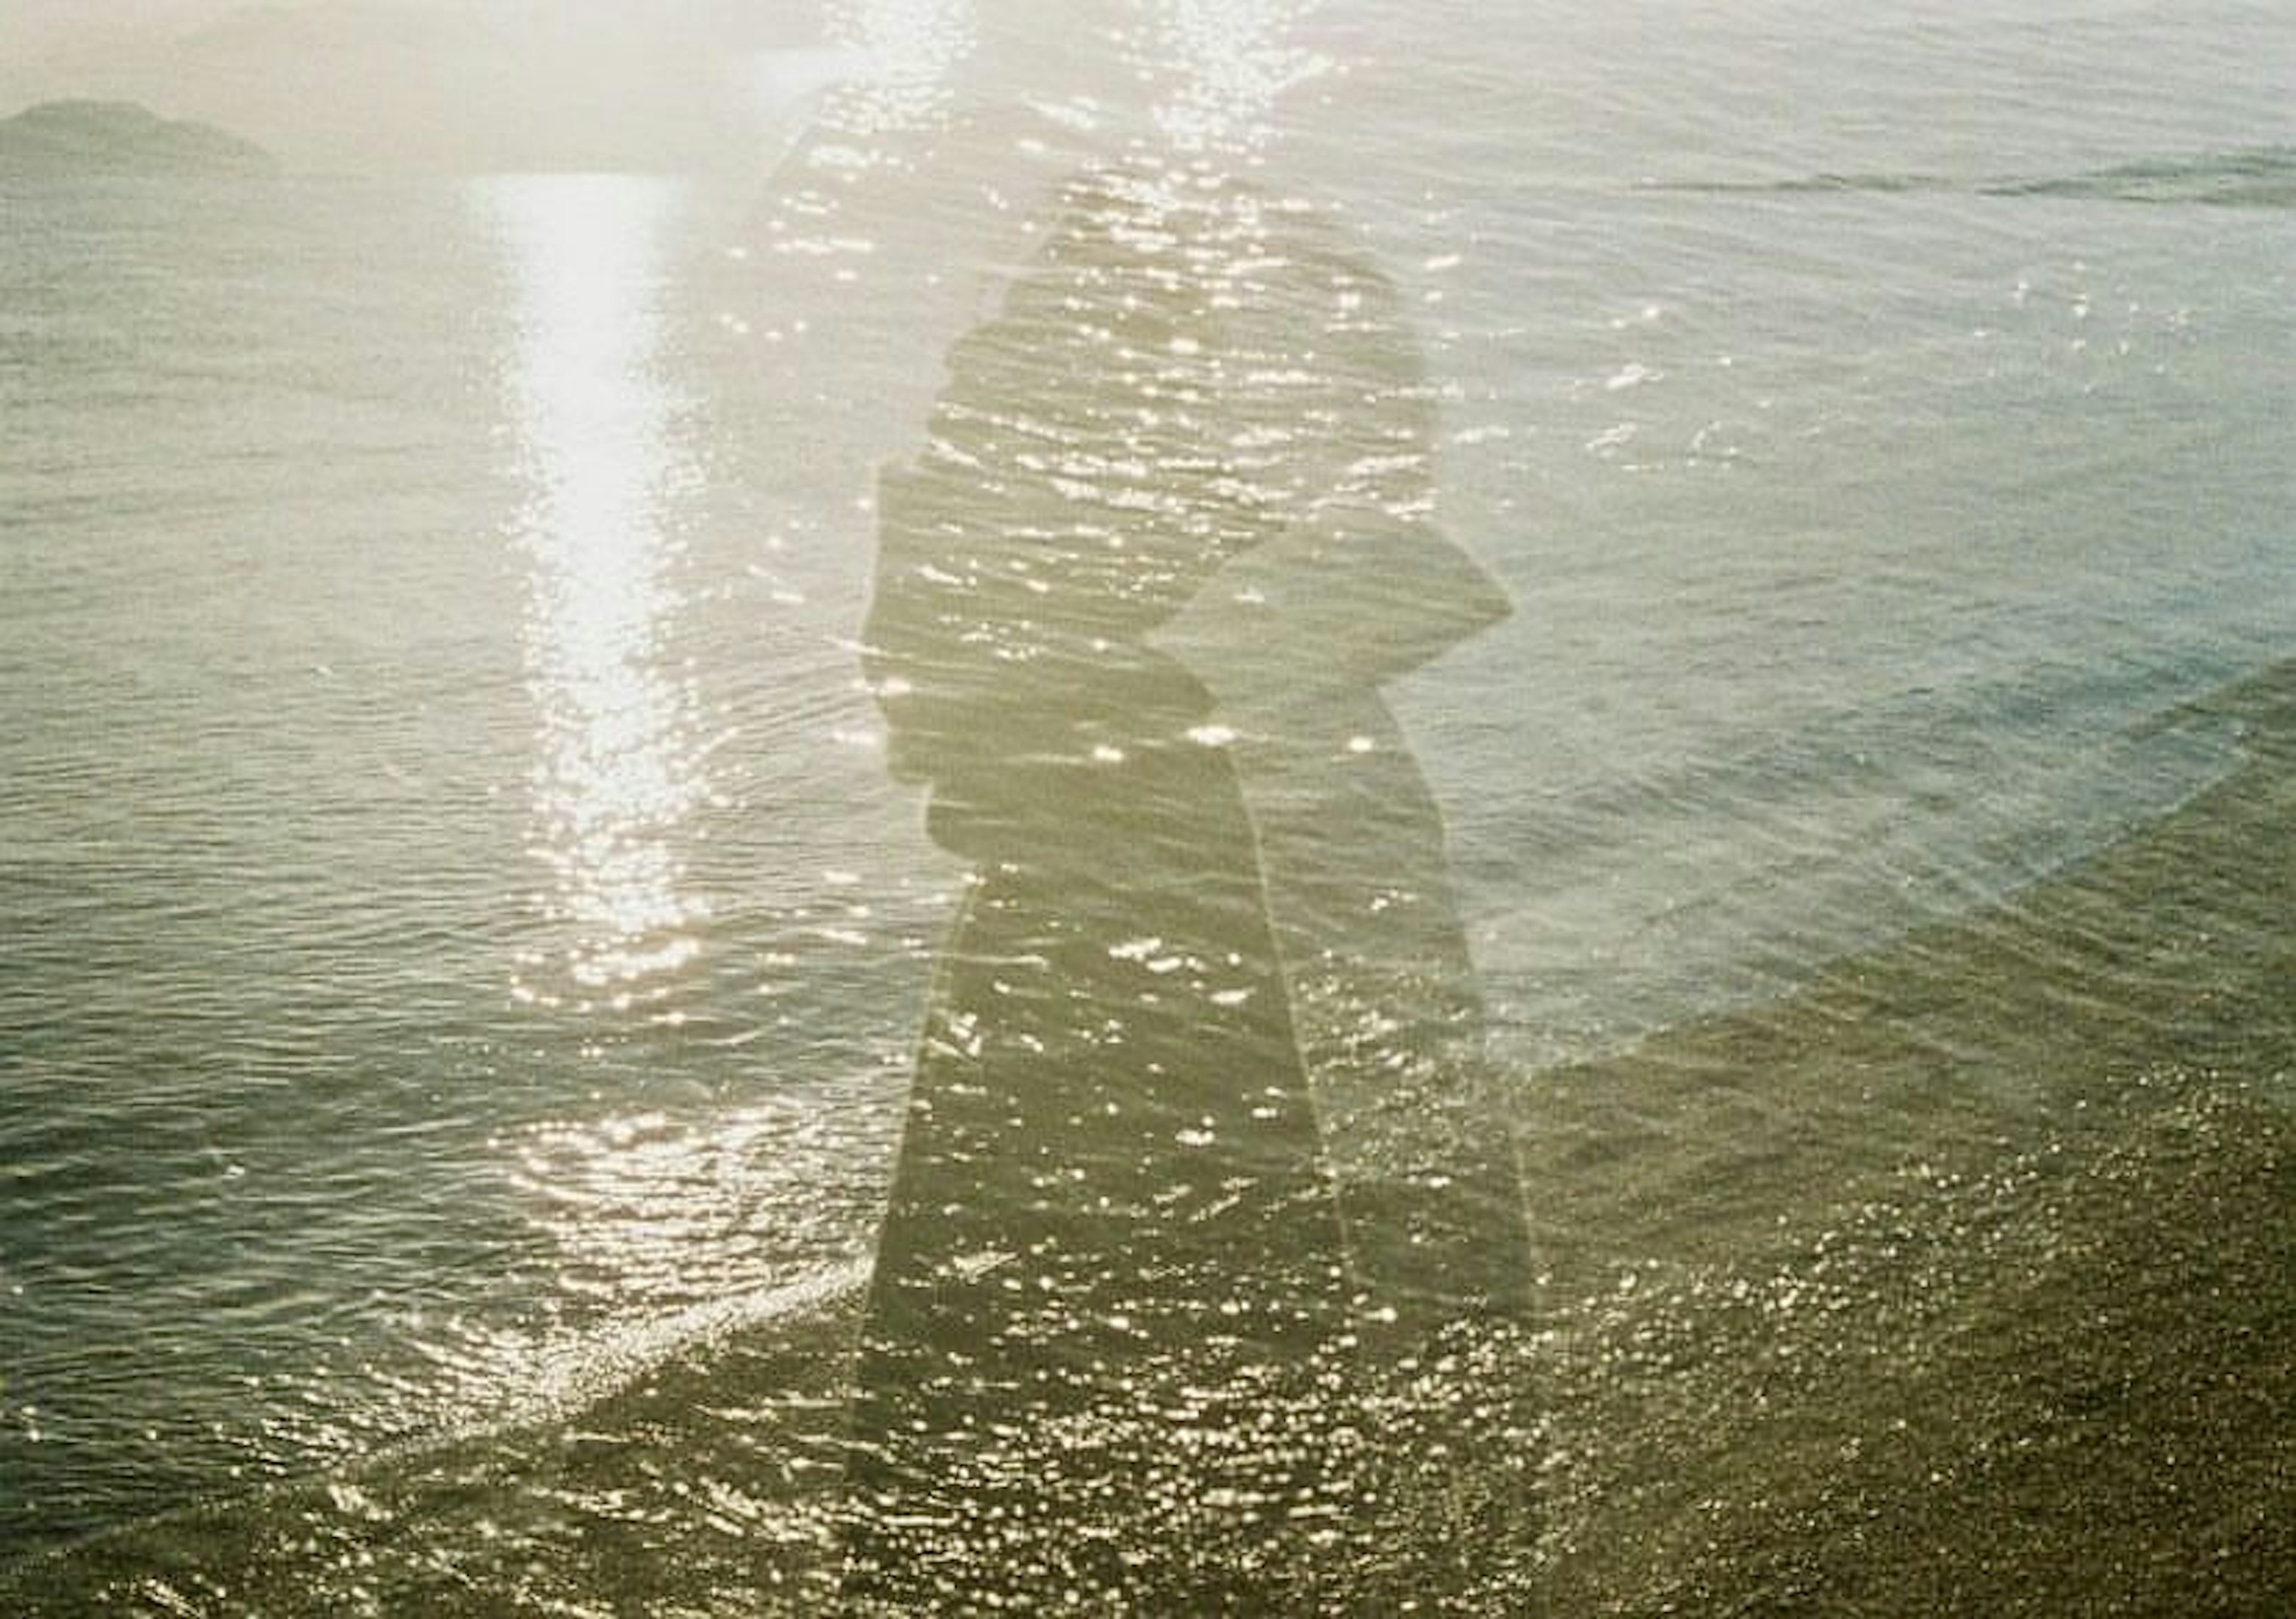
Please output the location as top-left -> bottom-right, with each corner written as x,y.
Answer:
0,98 -> 277,178
2,2 -> 772,175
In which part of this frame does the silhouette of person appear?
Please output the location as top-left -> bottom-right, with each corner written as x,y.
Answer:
842,158 -> 1530,1609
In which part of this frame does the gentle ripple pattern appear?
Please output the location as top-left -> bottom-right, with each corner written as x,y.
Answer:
2,0 -> 2292,1611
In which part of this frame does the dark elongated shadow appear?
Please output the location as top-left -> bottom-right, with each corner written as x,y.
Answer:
1640,145 -> 2296,207
844,158 -> 1536,1611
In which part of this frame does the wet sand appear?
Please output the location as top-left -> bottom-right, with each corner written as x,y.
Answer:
1529,660 -> 2294,1614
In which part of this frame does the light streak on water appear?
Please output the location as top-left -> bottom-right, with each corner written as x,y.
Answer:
484,175 -> 709,1006
1152,0 -> 1333,155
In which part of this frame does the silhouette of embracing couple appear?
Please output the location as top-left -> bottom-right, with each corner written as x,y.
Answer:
844,158 -> 1535,1611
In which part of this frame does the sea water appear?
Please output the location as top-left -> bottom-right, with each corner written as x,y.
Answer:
2,1 -> 2291,1609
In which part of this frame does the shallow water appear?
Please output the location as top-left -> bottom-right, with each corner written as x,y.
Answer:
3,1 -> 2292,1609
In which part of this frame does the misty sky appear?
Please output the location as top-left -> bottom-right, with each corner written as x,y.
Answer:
5,2 -> 792,50
1,2 -> 831,172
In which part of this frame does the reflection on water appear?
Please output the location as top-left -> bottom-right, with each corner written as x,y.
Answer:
506,1100 -> 877,1315
820,0 -> 979,140
483,176 -> 709,1006
1147,0 -> 1332,153
847,158 -> 1535,1608
8,62 -> 2291,1619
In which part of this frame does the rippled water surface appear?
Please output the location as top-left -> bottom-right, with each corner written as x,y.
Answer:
3,2 -> 2292,1612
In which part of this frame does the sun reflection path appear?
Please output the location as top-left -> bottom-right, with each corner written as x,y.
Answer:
820,0 -> 979,139
486,176 -> 709,1007
1152,0 -> 1333,154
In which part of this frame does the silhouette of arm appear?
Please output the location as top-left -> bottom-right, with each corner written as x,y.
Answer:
1150,505 -> 1510,705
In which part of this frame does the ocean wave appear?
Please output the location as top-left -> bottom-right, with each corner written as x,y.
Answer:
1652,145 -> 2296,207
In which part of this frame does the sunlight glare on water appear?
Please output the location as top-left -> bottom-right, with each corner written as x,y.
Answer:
484,176 -> 709,1007
1150,0 -> 1331,154
2,1 -> 2291,1609
822,0 -> 979,139
505,1095 -> 883,1318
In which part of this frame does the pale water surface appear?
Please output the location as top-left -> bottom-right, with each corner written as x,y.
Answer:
2,2 -> 2291,1611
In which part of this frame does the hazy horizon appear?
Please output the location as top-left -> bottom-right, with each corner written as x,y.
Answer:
0,1 -> 838,175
